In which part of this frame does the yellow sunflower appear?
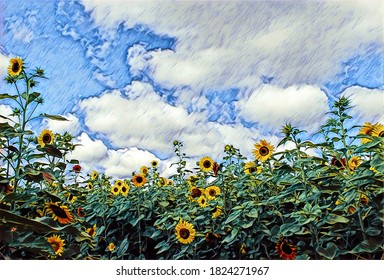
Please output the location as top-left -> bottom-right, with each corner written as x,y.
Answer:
166,179 -> 174,186
37,129 -> 54,147
132,174 -> 146,187
86,224 -> 97,238
175,219 -> 196,244
372,124 -> 384,138
140,166 -> 149,175
205,186 -> 221,200
120,183 -> 130,196
253,140 -> 275,162
244,161 -> 261,174
276,238 -> 297,260
348,156 -> 361,171
158,177 -> 167,187
45,202 -> 74,224
110,185 -> 121,195
47,235 -> 65,256
8,57 -> 24,76
360,193 -> 369,205
358,122 -> 378,144
197,195 -> 208,208
151,160 -> 159,168
108,243 -> 115,252
212,206 -> 223,218
87,182 -> 93,191
187,175 -> 198,187
91,170 -> 99,180
199,156 -> 214,172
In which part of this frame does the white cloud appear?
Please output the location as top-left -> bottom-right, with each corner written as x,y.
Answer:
0,104 -> 16,125
82,0 -> 383,89
343,86 -> 384,123
236,84 -> 330,134
0,53 -> 9,79
43,113 -> 81,136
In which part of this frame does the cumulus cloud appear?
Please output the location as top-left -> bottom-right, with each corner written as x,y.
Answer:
0,53 -> 9,78
236,84 -> 330,134
82,0 -> 383,89
43,113 -> 81,136
343,86 -> 384,124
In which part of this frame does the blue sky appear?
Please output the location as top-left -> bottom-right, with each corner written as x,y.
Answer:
0,0 -> 383,178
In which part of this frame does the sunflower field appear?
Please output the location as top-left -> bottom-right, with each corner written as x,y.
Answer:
0,59 -> 383,260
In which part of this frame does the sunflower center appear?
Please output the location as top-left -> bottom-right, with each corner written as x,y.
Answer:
191,188 -> 202,198
51,205 -> 70,219
259,146 -> 269,156
12,62 -> 20,72
43,134 -> 52,143
201,198 -> 206,204
379,131 -> 384,137
88,228 -> 95,236
179,228 -> 190,239
281,243 -> 293,254
249,167 -> 256,173
113,187 -> 119,192
51,242 -> 60,252
117,182 -> 122,186
136,176 -> 143,183
122,186 -> 127,192
209,190 -> 216,196
335,160 -> 343,168
203,160 -> 212,168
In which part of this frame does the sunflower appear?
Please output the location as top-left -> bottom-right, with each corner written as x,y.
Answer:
358,122 -> 378,144
108,243 -> 115,252
348,206 -> 357,214
190,187 -> 203,198
157,177 -> 167,187
140,166 -> 149,175
115,180 -> 124,188
372,124 -> 384,138
244,161 -> 259,174
330,157 -> 346,169
91,170 -> 99,180
37,129 -> 54,147
212,162 -> 219,176
205,232 -> 221,246
110,184 -> 121,195
77,207 -> 85,217
276,238 -> 297,260
73,164 -> 82,173
8,57 -> 23,76
87,182 -> 93,191
86,224 -> 97,238
205,186 -> 221,200
348,156 -> 361,171
197,195 -> 208,208
253,140 -> 275,162
132,174 -> 146,187
167,179 -> 174,186
199,156 -> 214,172
120,183 -> 130,196
240,243 -> 247,254
175,219 -> 196,244
45,202 -> 74,224
212,206 -> 223,218
360,193 -> 369,205
151,160 -> 158,168
47,235 -> 65,256
187,175 -> 198,187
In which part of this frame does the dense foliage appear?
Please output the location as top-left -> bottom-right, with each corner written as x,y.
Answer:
0,59 -> 383,260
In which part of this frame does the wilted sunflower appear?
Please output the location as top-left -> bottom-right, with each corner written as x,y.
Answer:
276,238 -> 297,260
253,140 -> 275,162
8,57 -> 23,76
120,183 -> 130,196
372,124 -> 384,138
151,160 -> 159,168
348,206 -> 357,214
45,202 -> 74,224
37,129 -> 54,147
47,235 -> 65,256
77,207 -> 85,217
348,156 -> 361,171
190,187 -> 203,198
175,219 -> 196,244
132,174 -> 146,187
86,224 -> 97,238
91,170 -> 99,180
73,164 -> 82,173
110,184 -> 120,195
205,232 -> 221,246
205,186 -> 221,200
330,157 -> 346,169
197,195 -> 208,208
358,122 -> 378,144
140,166 -> 149,175
108,243 -> 115,252
212,206 -> 223,219
199,156 -> 214,172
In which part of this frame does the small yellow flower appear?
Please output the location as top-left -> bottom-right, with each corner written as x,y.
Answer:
38,129 -> 54,147
8,57 -> 24,76
47,235 -> 65,256
140,166 -> 149,175
348,156 -> 361,171
212,206 -> 223,218
197,195 -> 208,208
91,170 -> 99,180
205,186 -> 221,200
372,124 -> 384,138
199,156 -> 214,172
86,224 -> 97,238
108,243 -> 115,252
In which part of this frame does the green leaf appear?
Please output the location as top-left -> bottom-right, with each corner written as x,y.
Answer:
222,227 -> 239,244
350,238 -> 382,254
0,93 -> 17,100
317,242 -> 339,259
324,213 -> 349,224
38,113 -> 68,121
224,211 -> 241,224
116,238 -> 130,258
